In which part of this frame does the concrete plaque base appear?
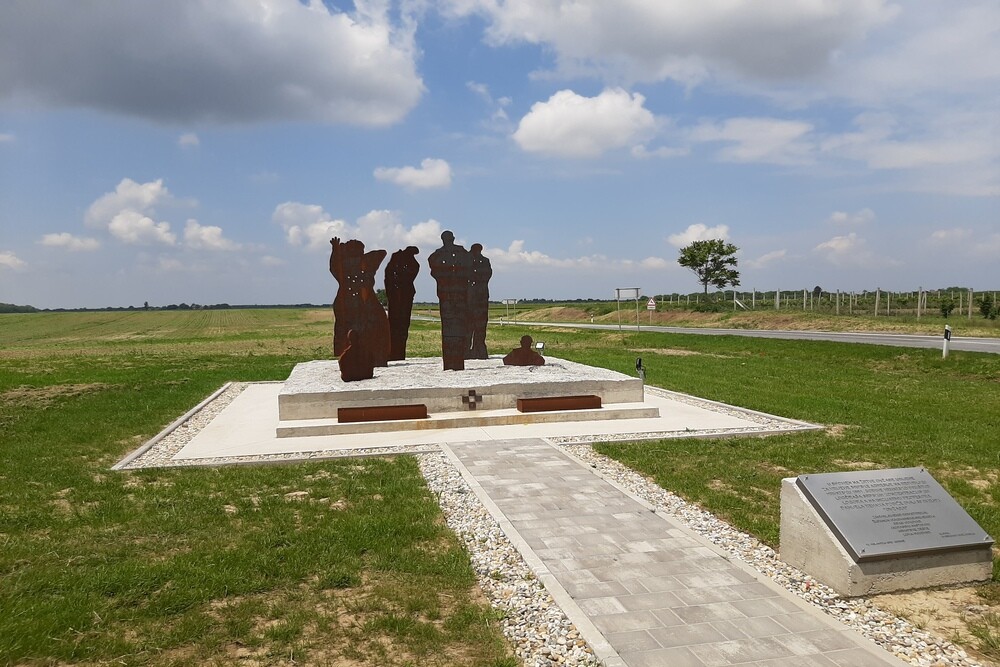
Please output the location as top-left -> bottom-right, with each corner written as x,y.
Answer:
780,479 -> 993,597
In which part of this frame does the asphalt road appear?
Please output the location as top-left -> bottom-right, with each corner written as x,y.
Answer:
502,320 -> 1000,354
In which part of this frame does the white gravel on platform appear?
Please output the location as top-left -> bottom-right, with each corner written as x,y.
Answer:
282,356 -> 638,394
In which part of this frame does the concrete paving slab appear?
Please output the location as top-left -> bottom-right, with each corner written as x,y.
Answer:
168,382 -> 816,462
443,438 -> 907,667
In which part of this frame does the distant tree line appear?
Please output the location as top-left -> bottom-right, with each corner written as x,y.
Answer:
0,302 -> 329,314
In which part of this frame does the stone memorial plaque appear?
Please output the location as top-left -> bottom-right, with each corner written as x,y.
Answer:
796,467 -> 993,562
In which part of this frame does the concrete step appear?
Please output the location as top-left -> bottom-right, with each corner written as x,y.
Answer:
276,403 -> 660,438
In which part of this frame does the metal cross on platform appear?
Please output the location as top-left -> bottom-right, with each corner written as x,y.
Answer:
461,389 -> 483,410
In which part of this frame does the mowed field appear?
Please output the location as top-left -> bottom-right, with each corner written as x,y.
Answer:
2,308 -> 999,665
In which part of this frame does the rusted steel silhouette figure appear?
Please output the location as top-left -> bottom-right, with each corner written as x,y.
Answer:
338,329 -> 374,382
329,237 -> 390,368
503,335 -> 545,366
385,246 -> 420,361
466,243 -> 492,359
428,230 -> 471,371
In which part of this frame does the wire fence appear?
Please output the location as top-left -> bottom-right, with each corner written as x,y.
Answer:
654,288 -> 999,320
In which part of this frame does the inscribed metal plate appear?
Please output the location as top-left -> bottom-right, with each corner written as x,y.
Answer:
796,467 -> 993,562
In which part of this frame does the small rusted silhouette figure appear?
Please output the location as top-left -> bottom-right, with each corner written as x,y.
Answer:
338,329 -> 374,382
329,237 -> 390,368
428,230 -> 471,371
466,243 -> 492,359
385,246 -> 420,361
503,335 -> 545,366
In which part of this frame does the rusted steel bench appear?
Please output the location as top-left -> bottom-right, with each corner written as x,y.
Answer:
337,404 -> 428,423
515,395 -> 602,413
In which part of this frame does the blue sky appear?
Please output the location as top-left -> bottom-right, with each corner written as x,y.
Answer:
1,0 -> 997,309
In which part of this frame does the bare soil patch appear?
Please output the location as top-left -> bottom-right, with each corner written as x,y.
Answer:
871,587 -> 1000,666
1,382 -> 113,408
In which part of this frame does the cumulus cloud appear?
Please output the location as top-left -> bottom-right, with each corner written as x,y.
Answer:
690,118 -> 814,165
84,178 -> 181,246
272,203 -> 442,251
814,232 -> 898,268
513,89 -> 655,158
108,210 -> 177,246
667,223 -> 731,247
374,158 -> 452,190
0,250 -> 26,270
485,240 -> 668,272
0,0 -> 423,126
827,208 -> 875,225
178,133 -> 200,148
443,0 -> 895,85
745,249 -> 787,269
39,232 -> 100,251
184,219 -> 240,250
85,178 -> 174,228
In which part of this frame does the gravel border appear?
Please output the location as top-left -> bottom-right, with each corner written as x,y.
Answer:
114,382 -> 984,667
560,442 -> 984,667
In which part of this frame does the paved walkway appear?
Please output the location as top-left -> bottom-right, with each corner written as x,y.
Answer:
444,438 -> 905,667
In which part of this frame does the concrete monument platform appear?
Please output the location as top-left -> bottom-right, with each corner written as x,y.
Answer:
278,356 -> 646,420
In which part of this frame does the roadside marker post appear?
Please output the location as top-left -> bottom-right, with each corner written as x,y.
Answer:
943,325 -> 952,359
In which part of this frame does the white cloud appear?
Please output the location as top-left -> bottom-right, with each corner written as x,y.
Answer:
667,223 -> 730,247
0,133 -> 13,143
39,232 -> 100,251
639,257 -> 669,269
444,0 -> 895,85
0,0 -> 423,126
85,178 -> 173,228
374,158 -> 452,190
184,219 -> 240,250
0,250 -> 26,270
178,133 -> 200,148
827,208 -> 875,225
272,202 -> 347,250
108,210 -> 177,246
814,232 -> 898,268
485,240 -> 667,272
746,249 -> 787,269
488,240 -> 587,268
271,203 -> 442,251
927,228 -> 973,244
690,118 -> 814,165
84,178 -> 183,246
467,81 -> 513,132
513,88 -> 655,158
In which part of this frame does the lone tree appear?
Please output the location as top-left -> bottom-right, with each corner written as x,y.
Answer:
678,239 -> 740,296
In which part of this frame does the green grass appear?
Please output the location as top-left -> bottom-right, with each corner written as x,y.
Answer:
0,310 -> 514,666
3,309 -> 999,663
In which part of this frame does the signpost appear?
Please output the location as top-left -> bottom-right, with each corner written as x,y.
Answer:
646,297 -> 656,324
614,288 -> 641,331
501,298 -> 518,326
795,468 -> 992,562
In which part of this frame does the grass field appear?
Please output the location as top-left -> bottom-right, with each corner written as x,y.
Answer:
2,308 -> 999,664
0,310 -> 516,667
